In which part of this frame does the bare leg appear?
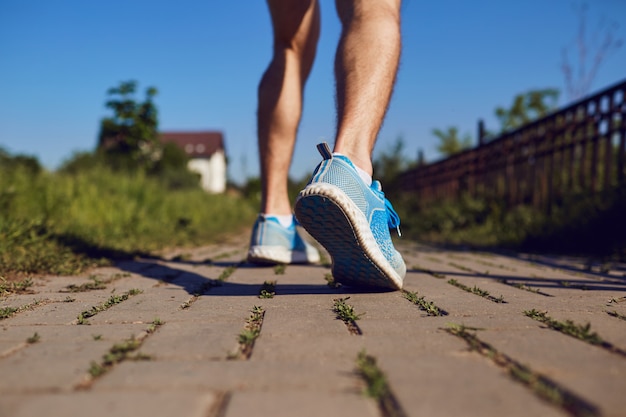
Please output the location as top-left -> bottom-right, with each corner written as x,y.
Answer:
333,0 -> 402,175
258,0 -> 320,215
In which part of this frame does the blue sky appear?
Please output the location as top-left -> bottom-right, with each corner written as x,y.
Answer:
1,0 -> 625,185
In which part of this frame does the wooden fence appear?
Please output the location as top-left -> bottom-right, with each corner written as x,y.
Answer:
398,79 -> 626,212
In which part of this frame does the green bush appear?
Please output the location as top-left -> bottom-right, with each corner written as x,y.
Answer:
0,164 -> 256,277
397,187 -> 624,259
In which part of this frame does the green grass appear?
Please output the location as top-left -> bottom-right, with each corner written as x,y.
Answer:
0,277 -> 33,296
411,264 -> 446,279
397,188 -> 626,260
88,337 -> 147,378
85,320 -> 160,382
26,332 -> 41,344
259,280 -> 276,299
447,279 -> 506,303
445,324 -> 600,417
62,275 -> 107,293
218,265 -> 237,281
273,264 -> 286,275
229,306 -> 265,360
498,279 -> 552,297
402,290 -> 447,316
0,307 -> 18,320
324,273 -> 341,288
608,296 -> 626,304
356,350 -> 407,417
333,297 -> 363,322
0,166 -> 256,278
332,297 -> 363,335
524,310 -> 626,357
77,289 -> 142,325
448,261 -> 474,273
606,310 -> 626,321
0,300 -> 45,321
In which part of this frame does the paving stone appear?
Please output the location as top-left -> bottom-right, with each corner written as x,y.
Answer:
137,318 -> 244,361
3,391 -> 217,417
1,237 -> 624,417
224,390 -> 377,417
0,324 -> 147,392
478,327 -> 626,417
97,359 -> 360,393
378,354 -> 568,417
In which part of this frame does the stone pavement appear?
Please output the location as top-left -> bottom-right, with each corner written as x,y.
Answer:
1,232 -> 625,417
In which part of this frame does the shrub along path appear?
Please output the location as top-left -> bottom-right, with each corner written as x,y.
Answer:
1,231 -> 625,417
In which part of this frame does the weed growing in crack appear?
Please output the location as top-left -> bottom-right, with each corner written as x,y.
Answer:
0,307 -> 18,320
92,334 -> 103,341
214,250 -> 240,260
147,318 -> 164,333
333,297 -> 363,322
101,338 -> 142,365
218,265 -> 237,281
445,324 -> 600,417
524,310 -> 626,357
319,252 -> 331,268
402,290 -> 447,316
26,332 -> 40,344
448,262 -> 474,273
179,278 -> 222,310
473,258 -> 517,272
259,281 -> 276,299
0,277 -> 34,296
447,279 -> 506,303
83,321 -> 157,383
273,264 -> 286,275
498,280 -> 552,297
607,296 -> 626,305
356,350 -> 407,417
62,275 -> 107,293
0,299 -> 46,321
606,310 -> 626,321
172,253 -> 192,262
558,281 -> 589,290
411,264 -> 446,279
76,289 -> 142,325
333,297 -> 363,335
324,273 -> 341,288
229,306 -> 265,360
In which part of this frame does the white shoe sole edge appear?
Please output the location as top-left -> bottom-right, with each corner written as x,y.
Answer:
248,245 -> 320,265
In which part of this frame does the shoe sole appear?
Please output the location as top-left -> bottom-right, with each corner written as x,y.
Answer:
295,183 -> 403,290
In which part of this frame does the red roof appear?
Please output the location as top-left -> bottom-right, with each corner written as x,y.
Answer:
159,131 -> 224,158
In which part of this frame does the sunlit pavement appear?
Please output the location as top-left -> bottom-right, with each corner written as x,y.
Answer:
1,233 -> 625,417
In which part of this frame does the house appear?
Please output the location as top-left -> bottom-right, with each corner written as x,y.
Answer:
160,131 -> 227,193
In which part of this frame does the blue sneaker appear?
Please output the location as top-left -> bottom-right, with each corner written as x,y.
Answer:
247,215 -> 321,265
294,143 -> 406,290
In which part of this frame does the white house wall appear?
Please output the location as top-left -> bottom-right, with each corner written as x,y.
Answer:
187,150 -> 226,193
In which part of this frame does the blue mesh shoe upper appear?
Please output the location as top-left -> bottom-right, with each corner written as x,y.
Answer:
295,142 -> 406,288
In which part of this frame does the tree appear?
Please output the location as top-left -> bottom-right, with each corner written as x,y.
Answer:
494,89 -> 559,133
367,136 -> 416,199
97,80 -> 160,170
432,127 -> 472,157
0,147 -> 42,175
561,3 -> 623,102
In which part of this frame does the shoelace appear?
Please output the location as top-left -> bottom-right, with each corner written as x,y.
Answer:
371,181 -> 402,237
